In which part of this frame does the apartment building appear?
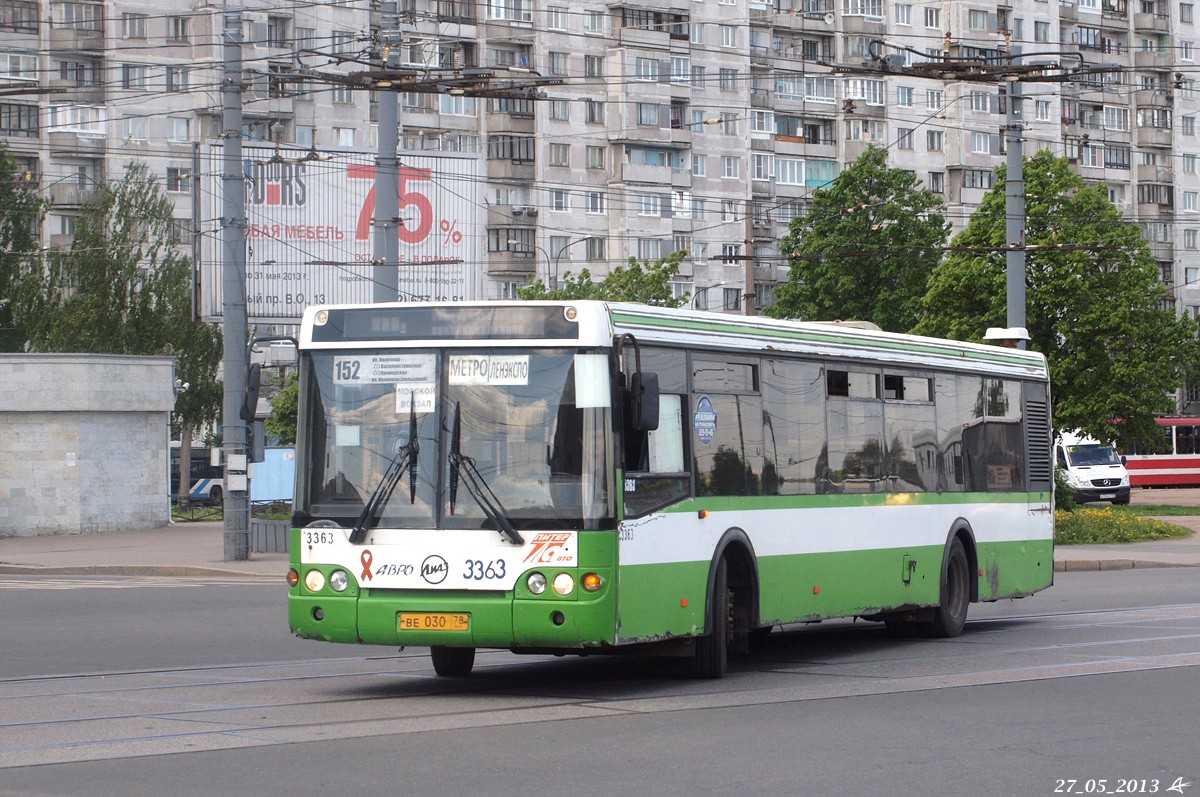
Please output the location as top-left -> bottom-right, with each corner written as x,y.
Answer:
1,0 -> 1197,349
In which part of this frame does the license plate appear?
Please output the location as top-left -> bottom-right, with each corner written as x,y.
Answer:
1100,494 -> 1115,500
399,612 -> 469,631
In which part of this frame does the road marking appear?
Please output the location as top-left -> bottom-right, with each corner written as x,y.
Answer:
0,576 -> 269,590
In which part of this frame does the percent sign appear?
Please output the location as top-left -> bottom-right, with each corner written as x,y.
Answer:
439,218 -> 463,244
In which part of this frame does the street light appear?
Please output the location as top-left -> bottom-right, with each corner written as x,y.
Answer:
690,281 -> 728,310
507,237 -> 591,289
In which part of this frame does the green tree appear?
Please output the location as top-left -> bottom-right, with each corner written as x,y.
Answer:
915,150 -> 1198,450
767,145 -> 950,332
265,370 -> 299,446
24,162 -> 224,491
518,250 -> 687,306
0,144 -> 49,352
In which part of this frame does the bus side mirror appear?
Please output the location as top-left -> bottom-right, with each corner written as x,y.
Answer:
241,363 -> 261,423
628,372 -> 660,432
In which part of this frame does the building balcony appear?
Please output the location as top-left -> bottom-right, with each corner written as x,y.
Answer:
47,183 -> 97,206
1135,126 -> 1172,147
619,162 -> 676,185
1133,12 -> 1170,33
1137,164 -> 1174,183
617,26 -> 669,49
48,132 -> 106,155
1134,49 -> 1171,68
486,252 -> 536,277
840,14 -> 885,34
1134,88 -> 1172,107
485,159 -> 536,181
48,26 -> 105,51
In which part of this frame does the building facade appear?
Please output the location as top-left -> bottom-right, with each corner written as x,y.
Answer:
2,0 -> 1197,393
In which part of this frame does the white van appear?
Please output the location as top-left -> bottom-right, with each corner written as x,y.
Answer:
1055,432 -> 1130,505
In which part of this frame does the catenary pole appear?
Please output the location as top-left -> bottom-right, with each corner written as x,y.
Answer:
221,7 -> 250,560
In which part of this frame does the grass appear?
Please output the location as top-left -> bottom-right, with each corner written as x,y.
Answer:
1055,506 -> 1193,545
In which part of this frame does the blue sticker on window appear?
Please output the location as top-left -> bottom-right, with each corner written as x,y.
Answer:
695,395 -> 717,447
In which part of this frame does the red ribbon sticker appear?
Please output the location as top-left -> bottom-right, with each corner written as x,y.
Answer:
360,550 -> 374,581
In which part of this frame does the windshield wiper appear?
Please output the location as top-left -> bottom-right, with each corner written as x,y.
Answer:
448,401 -> 524,546
349,397 -> 419,545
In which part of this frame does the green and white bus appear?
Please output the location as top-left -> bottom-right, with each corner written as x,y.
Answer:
287,301 -> 1054,678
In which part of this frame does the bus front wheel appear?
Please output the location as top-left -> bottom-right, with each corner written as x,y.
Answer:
430,646 -> 475,677
926,537 -> 970,638
690,558 -> 729,679
208,486 -> 222,505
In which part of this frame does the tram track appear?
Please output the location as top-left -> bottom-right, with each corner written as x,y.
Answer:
2,600 -> 1199,769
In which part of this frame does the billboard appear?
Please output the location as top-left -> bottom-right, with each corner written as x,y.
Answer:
202,146 -> 483,323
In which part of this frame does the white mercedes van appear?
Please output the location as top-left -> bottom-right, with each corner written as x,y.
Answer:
1055,432 -> 1131,505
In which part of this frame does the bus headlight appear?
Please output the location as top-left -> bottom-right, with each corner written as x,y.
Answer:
329,570 -> 350,592
304,569 -> 326,592
527,573 -> 547,595
552,573 -> 575,596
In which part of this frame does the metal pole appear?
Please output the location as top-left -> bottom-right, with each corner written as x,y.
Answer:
744,198 -> 756,316
373,0 -> 401,303
221,8 -> 250,560
1004,77 -> 1026,341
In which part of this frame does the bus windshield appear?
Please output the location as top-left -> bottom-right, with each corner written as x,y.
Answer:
297,348 -> 615,532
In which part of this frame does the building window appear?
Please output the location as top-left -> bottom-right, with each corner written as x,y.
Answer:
548,142 -> 569,166
585,237 -> 606,260
924,7 -> 940,27
166,66 -> 190,93
548,99 -> 569,121
168,15 -> 191,42
692,155 -> 706,176
120,11 -> 146,38
897,86 -> 913,107
586,146 -> 605,169
635,57 -> 659,81
637,103 -> 661,126
585,100 -> 605,124
928,172 -> 944,193
121,64 -> 146,89
546,5 -> 566,29
584,55 -> 604,77
550,189 -> 568,212
719,25 -> 736,48
548,51 -> 567,75
586,191 -> 605,214
168,116 -> 191,142
166,167 -> 191,193
896,128 -> 914,149
335,127 -> 355,147
752,153 -> 773,181
720,68 -> 738,91
721,156 -> 740,178
963,169 -> 994,189
1185,116 -> 1197,135
0,102 -> 38,137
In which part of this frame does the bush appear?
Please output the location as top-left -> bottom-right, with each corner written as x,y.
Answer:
1054,465 -> 1075,512
1054,507 -> 1189,545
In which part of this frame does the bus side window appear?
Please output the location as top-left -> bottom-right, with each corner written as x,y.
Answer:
623,394 -> 690,517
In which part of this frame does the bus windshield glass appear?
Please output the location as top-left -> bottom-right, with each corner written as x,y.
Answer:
297,348 -> 615,532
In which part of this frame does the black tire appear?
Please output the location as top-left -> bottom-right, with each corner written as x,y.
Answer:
690,558 -> 729,679
926,537 -> 970,638
208,486 -> 222,505
430,646 -> 475,677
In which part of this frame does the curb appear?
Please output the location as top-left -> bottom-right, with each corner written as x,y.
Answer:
1053,560 -> 1199,572
0,564 -> 281,580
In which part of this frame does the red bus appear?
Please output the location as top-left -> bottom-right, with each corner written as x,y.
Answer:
1122,417 -> 1200,487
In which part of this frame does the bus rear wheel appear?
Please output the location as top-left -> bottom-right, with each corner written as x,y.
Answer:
925,537 -> 970,638
690,558 -> 729,679
430,646 -> 475,677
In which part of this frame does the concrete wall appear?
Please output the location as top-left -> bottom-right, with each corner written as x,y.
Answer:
0,354 -> 177,537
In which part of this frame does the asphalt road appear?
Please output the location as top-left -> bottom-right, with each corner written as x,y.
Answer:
1,569 -> 1198,797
